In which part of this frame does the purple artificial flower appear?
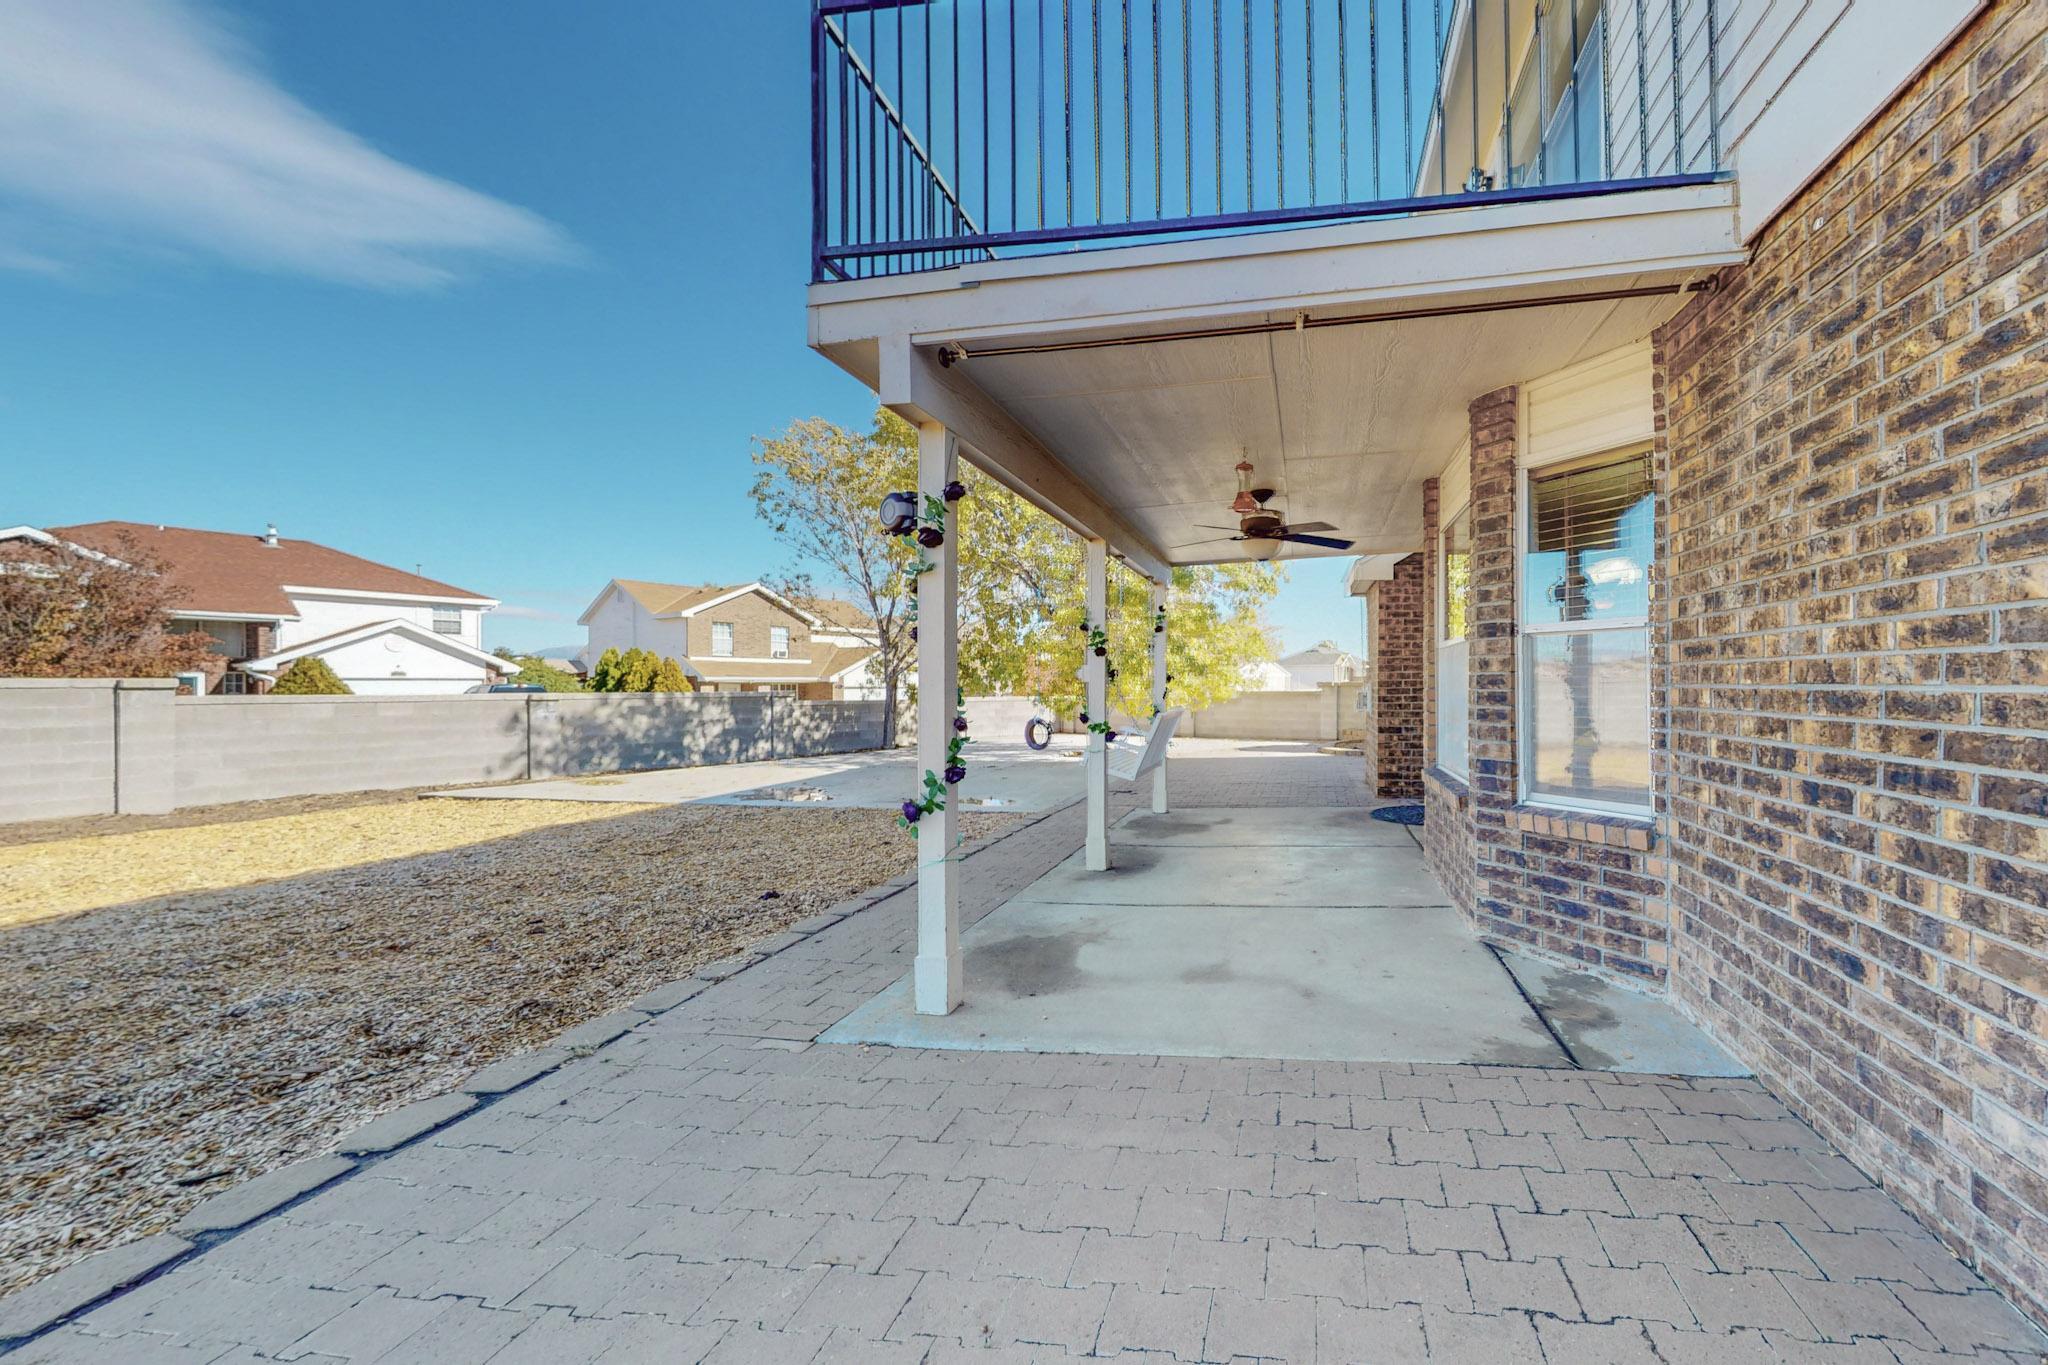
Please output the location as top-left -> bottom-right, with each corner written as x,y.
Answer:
952,716 -> 968,732
1105,729 -> 1118,743
910,626 -> 918,641
944,764 -> 967,785
900,801 -> 922,823
1078,711 -> 1089,724
942,479 -> 967,502
915,526 -> 945,549
1092,646 -> 1106,657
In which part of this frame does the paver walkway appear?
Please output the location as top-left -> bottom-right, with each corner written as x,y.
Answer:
13,744 -> 2045,1362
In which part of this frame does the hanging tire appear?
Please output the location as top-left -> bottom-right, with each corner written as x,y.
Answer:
1023,716 -> 1053,751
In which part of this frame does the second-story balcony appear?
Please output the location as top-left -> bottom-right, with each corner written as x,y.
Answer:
811,0 -> 1727,282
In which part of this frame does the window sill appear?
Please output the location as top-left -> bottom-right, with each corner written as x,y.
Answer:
1510,803 -> 1656,851
1424,766 -> 1470,803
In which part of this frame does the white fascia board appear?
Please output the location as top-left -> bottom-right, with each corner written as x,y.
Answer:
1345,554 -> 1412,595
668,583 -> 826,627
0,526 -> 132,568
172,609 -> 294,623
879,342 -> 1172,583
706,655 -> 814,664
284,584 -> 499,607
247,619 -> 515,675
809,181 -> 1742,359
576,581 -> 621,626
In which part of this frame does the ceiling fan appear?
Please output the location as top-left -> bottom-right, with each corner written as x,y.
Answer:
1173,460 -> 1357,555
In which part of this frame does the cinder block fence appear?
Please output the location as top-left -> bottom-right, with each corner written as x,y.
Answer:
0,679 -> 885,824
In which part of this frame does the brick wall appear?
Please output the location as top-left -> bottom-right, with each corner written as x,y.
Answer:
688,592 -> 815,659
1423,390 -> 1676,984
1654,0 -> 2048,1322
1365,554 -> 1426,798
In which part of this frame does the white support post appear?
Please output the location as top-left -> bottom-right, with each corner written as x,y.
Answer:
1149,577 -> 1170,815
1084,538 -> 1112,871
913,421 -> 962,1015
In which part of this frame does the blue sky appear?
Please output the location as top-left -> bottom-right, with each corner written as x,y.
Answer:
1,0 -> 1361,656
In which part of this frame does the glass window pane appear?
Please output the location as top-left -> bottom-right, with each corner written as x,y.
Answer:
1525,453 -> 1654,627
1437,639 -> 1469,777
1525,628 -> 1650,807
1442,504 -> 1473,641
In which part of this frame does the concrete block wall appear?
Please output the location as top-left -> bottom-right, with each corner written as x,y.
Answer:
0,680 -> 123,823
0,686 -> 888,822
173,694 -> 531,809
1185,689 -> 1335,741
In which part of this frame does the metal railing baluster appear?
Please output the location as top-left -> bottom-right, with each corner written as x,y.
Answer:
811,0 -> 1726,280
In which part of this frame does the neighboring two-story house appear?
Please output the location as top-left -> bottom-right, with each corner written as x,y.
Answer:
577,579 -> 881,698
9,521 -> 512,695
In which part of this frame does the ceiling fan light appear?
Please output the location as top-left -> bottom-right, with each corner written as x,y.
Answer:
1249,535 -> 1283,562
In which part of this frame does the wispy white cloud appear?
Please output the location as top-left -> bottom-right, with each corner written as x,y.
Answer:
0,0 -> 575,288
493,604 -> 569,623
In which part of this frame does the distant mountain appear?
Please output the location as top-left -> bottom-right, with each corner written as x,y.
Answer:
529,644 -> 583,661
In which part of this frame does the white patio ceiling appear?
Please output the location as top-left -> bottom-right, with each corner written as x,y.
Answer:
957,286 -> 1684,560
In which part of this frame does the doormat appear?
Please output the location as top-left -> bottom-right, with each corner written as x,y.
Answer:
1370,804 -> 1425,826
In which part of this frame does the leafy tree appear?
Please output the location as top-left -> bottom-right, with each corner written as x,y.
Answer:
269,657 -> 351,695
753,408 -> 1282,726
504,655 -> 584,692
589,646 -> 623,692
616,647 -> 658,692
650,656 -> 692,692
751,413 -> 919,745
0,531 -> 218,678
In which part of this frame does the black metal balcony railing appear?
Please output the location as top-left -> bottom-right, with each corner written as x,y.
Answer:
812,0 -> 1724,281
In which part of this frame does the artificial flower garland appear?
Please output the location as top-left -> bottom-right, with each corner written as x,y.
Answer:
888,480 -> 968,835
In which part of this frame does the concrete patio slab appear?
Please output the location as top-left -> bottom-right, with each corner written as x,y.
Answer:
819,894 -> 1570,1063
1015,840 -> 1449,908
1497,950 -> 1750,1078
1113,805 -> 1417,847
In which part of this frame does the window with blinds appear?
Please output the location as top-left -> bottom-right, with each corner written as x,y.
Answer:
1520,449 -> 1654,812
1524,453 -> 1653,628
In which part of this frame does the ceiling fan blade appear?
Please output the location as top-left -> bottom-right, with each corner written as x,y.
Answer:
1192,524 -> 1245,532
1277,521 -> 1336,534
1277,532 -> 1357,550
1166,535 -> 1246,548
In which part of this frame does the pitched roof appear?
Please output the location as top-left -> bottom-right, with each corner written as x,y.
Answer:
688,643 -> 877,685
48,521 -> 490,618
796,596 -> 878,633
610,579 -> 733,615
240,619 -> 516,675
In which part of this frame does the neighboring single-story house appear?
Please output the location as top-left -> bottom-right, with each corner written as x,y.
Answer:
3,521 -> 512,695
1276,644 -> 1364,690
577,578 -> 881,698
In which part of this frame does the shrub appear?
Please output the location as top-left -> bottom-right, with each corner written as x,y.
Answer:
650,657 -> 692,692
270,657 -> 350,695
589,646 -> 623,692
508,656 -> 584,692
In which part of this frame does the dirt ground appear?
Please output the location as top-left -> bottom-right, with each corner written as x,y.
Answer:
0,797 -> 1020,1299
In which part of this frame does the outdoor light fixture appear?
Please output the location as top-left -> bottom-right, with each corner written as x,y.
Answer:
878,490 -> 918,535
1230,460 -> 1260,515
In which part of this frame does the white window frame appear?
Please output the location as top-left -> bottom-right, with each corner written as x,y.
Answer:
769,626 -> 790,659
1435,499 -> 1473,780
1514,445 -> 1656,818
710,621 -> 735,657
431,605 -> 463,636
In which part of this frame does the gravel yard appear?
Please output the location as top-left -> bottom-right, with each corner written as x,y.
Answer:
0,798 -> 1020,1299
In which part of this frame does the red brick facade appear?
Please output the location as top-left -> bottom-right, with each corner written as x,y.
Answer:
1399,0 -> 2048,1324
1411,390 -> 1675,982
1653,0 -> 2048,1321
1363,553 -> 1425,799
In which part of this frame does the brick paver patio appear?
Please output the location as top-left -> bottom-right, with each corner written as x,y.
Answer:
13,744 -> 2044,1362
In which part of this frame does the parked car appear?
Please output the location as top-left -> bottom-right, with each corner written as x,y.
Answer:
468,682 -> 546,694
